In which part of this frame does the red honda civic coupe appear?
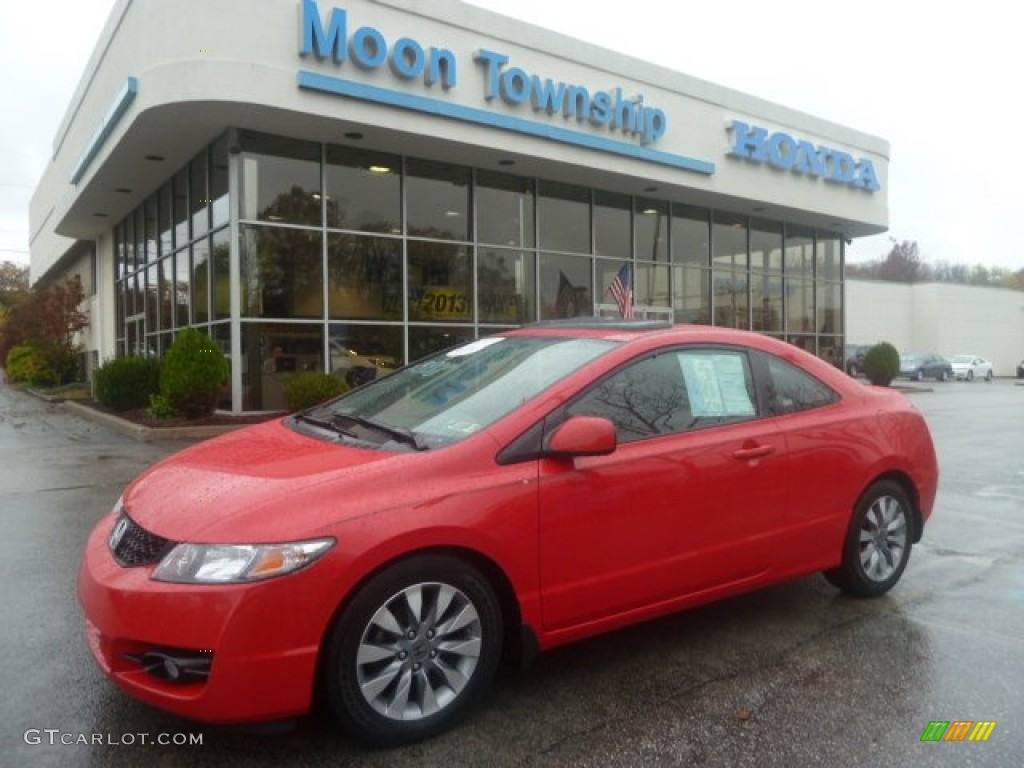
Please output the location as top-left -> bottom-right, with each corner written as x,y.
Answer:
79,322 -> 938,745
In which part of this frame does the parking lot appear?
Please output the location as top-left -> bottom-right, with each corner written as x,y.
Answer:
1,377 -> 1021,767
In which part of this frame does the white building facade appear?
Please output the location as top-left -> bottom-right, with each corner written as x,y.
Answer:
847,280 -> 1024,376
31,0 -> 890,411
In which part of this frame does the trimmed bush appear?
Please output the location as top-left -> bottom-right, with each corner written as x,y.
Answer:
284,372 -> 348,412
5,343 -> 57,387
863,342 -> 900,386
94,356 -> 161,411
160,328 -> 229,418
147,393 -> 177,419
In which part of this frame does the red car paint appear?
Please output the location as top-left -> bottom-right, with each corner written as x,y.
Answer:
78,325 -> 938,724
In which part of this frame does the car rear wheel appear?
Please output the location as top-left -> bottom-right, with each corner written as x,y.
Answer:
936,370 -> 946,382
985,370 -> 993,382
825,480 -> 913,598
967,370 -> 974,381
323,555 -> 503,746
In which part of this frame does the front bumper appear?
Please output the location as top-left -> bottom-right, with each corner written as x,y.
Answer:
77,516 -> 334,723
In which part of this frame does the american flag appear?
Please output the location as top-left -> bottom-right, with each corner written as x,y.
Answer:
609,263 -> 633,319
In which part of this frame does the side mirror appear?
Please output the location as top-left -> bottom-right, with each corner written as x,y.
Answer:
545,416 -> 617,458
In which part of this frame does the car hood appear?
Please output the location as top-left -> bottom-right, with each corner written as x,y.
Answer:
121,418 -> 433,543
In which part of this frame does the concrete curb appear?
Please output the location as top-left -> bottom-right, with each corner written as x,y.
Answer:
62,400 -> 251,442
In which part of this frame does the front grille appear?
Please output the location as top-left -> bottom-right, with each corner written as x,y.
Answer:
109,513 -> 176,567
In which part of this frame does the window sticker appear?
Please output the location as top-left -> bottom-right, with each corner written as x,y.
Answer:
445,337 -> 505,357
680,354 -> 755,417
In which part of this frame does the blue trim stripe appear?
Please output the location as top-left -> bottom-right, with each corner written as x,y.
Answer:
297,70 -> 715,176
71,77 -> 139,185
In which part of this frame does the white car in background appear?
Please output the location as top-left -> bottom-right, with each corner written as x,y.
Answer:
949,355 -> 993,381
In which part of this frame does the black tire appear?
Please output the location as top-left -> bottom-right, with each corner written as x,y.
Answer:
323,555 -> 503,746
967,370 -> 974,381
912,369 -> 922,381
824,480 -> 913,598
985,370 -> 993,382
936,370 -> 946,382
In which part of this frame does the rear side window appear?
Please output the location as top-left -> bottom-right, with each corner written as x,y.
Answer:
763,355 -> 838,415
565,348 -> 757,443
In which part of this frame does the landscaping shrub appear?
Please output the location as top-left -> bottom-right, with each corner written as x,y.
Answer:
5,343 -> 57,387
94,356 -> 161,411
160,328 -> 229,418
147,393 -> 177,419
285,372 -> 348,412
863,341 -> 900,386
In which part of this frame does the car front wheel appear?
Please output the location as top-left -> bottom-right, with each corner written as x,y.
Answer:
967,370 -> 974,381
825,480 -> 913,598
323,555 -> 503,746
936,370 -> 947,382
985,370 -> 993,382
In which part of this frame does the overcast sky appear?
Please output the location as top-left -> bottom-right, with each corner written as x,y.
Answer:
3,0 -> 1021,271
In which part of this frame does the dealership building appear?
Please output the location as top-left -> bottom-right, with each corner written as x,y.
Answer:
30,0 -> 889,411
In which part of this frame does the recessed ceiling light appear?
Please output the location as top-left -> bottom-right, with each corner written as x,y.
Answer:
644,186 -> 658,193
444,210 -> 461,217
752,206 -> 765,212
344,132 -> 364,140
368,165 -> 391,174
93,212 -> 108,218
498,159 -> 515,166
144,154 -> 164,162
115,187 -> 132,194
642,208 -> 659,215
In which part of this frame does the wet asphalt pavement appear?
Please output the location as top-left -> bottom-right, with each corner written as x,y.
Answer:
1,377 -> 1022,767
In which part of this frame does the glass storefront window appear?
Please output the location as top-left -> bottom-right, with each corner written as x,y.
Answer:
751,271 -> 784,333
328,324 -> 403,388
173,168 -> 189,246
325,146 -> 401,234
816,281 -> 842,335
635,199 -> 668,262
133,208 -> 145,271
408,326 -> 475,362
817,235 -> 842,281
750,218 -> 783,272
538,181 -> 590,254
634,262 -> 671,312
144,195 -> 159,263
328,234 -> 402,321
158,256 -> 173,331
671,205 -> 710,265
478,247 -> 535,325
210,135 -> 230,228
145,265 -> 159,333
786,277 -> 814,334
190,151 -> 209,239
174,250 -> 190,327
540,252 -> 591,319
406,158 -> 470,241
785,226 -> 814,277
241,322 -> 325,411
212,229 -> 231,321
476,171 -> 535,248
712,269 -> 748,328
209,322 -> 233,409
159,183 -> 173,254
673,264 -> 710,325
238,131 -> 321,226
240,225 -> 323,319
594,191 -> 631,258
712,212 -> 747,269
191,239 -> 210,324
408,241 -> 472,323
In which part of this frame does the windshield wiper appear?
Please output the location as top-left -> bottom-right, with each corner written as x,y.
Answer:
332,413 -> 427,451
294,412 -> 357,437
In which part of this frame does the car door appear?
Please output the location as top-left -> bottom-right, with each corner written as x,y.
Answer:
537,346 -> 789,632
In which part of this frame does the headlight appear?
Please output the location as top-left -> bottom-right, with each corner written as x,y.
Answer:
152,539 -> 334,584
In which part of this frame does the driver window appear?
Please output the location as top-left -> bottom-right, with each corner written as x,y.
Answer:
565,348 -> 757,443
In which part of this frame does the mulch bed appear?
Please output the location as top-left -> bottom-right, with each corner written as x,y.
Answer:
83,401 -> 286,429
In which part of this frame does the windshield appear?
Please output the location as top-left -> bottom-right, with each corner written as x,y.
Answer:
309,335 -> 617,449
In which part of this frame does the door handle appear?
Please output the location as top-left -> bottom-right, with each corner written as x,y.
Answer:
732,444 -> 774,461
